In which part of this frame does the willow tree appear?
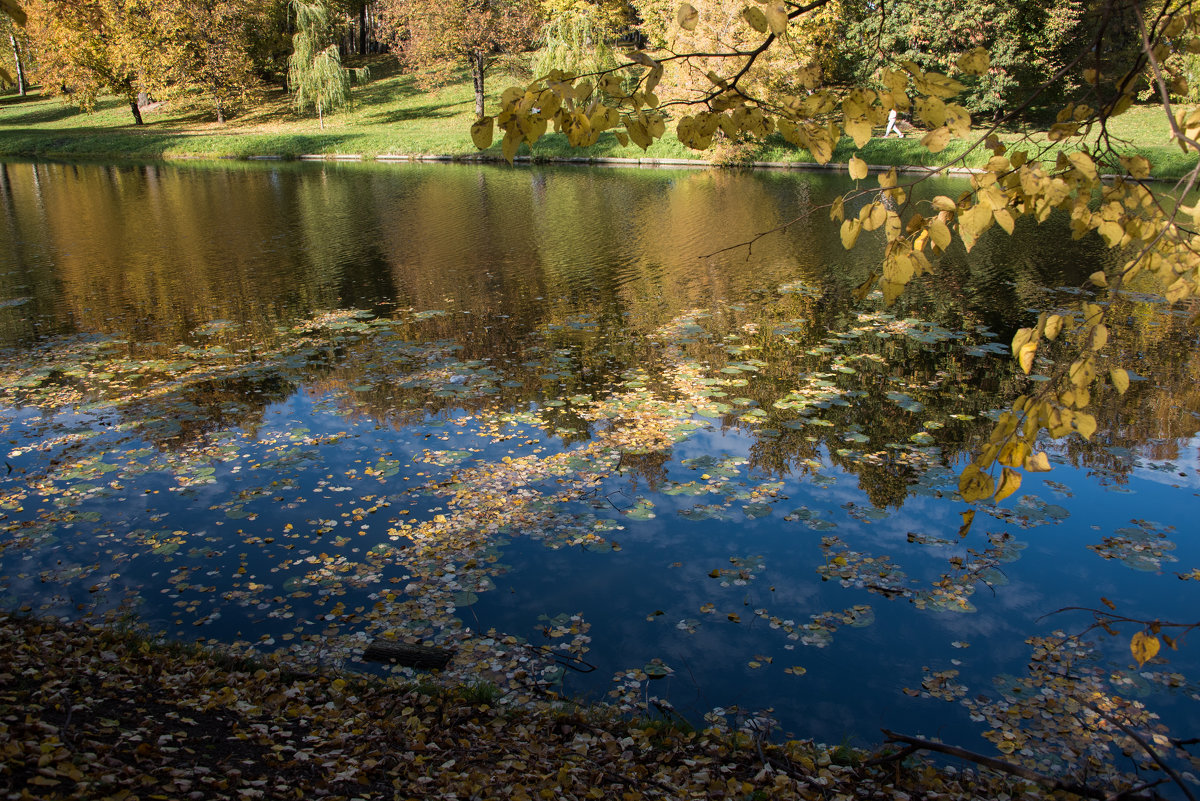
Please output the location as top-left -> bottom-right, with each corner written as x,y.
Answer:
531,0 -> 622,78
287,0 -> 367,128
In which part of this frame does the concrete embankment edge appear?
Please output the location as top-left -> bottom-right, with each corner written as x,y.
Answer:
277,151 -> 984,176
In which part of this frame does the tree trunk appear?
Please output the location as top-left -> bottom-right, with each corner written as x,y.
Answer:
283,3 -> 294,90
359,4 -> 367,55
216,99 -> 225,124
129,101 -> 144,125
9,32 -> 25,97
472,53 -> 485,118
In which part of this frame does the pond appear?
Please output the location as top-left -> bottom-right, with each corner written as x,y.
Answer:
0,158 -> 1198,766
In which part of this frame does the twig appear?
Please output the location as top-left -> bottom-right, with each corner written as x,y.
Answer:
862,743 -> 919,767
522,642 -> 598,673
754,735 -> 773,775
1036,606 -> 1200,652
880,729 -> 1107,800
754,750 -> 824,790
650,699 -> 691,729
1106,778 -> 1166,801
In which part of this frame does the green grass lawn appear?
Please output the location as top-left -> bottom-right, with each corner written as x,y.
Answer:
0,58 -> 696,161
0,56 -> 1194,178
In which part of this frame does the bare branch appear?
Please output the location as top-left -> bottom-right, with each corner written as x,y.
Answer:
1077,699 -> 1198,801
1106,778 -> 1167,801
880,729 -> 1111,800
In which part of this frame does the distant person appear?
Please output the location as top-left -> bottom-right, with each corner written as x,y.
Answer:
885,108 -> 904,138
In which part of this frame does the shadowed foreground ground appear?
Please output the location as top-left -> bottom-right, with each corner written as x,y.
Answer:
0,613 -> 1053,800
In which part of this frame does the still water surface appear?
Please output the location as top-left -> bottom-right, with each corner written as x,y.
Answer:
0,159 -> 1197,753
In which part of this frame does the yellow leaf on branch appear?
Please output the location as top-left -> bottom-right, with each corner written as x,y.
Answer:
994,467 -> 1021,502
844,119 -> 872,148
840,219 -> 861,250
764,1 -> 787,35
848,156 -> 868,181
928,218 -> 952,251
741,6 -> 767,32
1130,631 -> 1160,667
955,47 -> 990,76
1024,451 -> 1052,472
958,464 -> 994,503
1074,412 -> 1097,440
921,126 -> 951,153
1017,342 -> 1037,374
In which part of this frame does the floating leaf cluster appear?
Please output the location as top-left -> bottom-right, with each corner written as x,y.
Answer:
1089,519 -> 1179,572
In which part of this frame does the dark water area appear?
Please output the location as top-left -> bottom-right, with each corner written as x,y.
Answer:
0,159 -> 1197,767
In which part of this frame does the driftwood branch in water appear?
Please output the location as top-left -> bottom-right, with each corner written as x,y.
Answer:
361,640 -> 454,670
880,729 -> 1109,800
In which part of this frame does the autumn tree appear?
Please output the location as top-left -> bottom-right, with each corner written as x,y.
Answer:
378,0 -> 542,118
288,0 -> 368,127
150,0 -> 271,123
25,0 -> 167,124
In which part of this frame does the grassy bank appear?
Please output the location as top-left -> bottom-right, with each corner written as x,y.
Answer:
0,57 -> 1195,178
0,612 -> 1051,800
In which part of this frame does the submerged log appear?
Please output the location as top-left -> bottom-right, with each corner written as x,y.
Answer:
361,640 -> 454,670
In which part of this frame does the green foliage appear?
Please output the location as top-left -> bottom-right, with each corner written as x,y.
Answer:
838,0 -> 1090,118
287,0 -> 367,126
531,6 -> 618,78
454,680 -> 503,704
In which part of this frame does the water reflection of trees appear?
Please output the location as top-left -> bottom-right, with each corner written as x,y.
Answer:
304,270 -> 1198,512
0,161 -> 383,347
1055,291 -> 1200,479
1,160 -> 1196,506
